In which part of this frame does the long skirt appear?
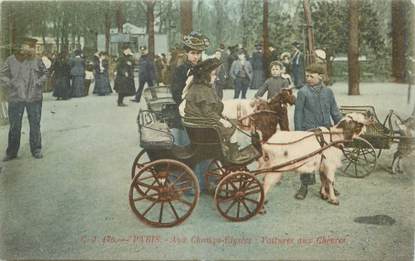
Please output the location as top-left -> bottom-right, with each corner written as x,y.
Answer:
71,76 -> 85,97
93,73 -> 112,95
53,78 -> 71,99
251,69 -> 265,89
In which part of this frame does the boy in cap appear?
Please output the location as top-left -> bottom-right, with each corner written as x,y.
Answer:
293,63 -> 343,199
0,37 -> 48,160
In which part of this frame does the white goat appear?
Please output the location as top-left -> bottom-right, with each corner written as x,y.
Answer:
257,113 -> 367,206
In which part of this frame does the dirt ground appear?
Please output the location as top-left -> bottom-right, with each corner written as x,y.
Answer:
0,82 -> 414,260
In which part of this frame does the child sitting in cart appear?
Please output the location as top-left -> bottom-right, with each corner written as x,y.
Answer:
181,58 -> 248,159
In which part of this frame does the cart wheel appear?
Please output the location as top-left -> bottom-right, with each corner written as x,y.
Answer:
131,149 -> 151,179
205,160 -> 250,196
214,172 -> 264,222
341,137 -> 377,178
205,160 -> 228,196
129,159 -> 199,227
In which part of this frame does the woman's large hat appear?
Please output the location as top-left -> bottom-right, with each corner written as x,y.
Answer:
189,58 -> 222,76
182,31 -> 210,51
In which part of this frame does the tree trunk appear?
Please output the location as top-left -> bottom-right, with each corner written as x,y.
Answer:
9,7 -> 16,54
263,0 -> 270,78
241,0 -> 248,48
303,0 -> 315,66
116,1 -> 124,33
146,0 -> 156,59
180,0 -> 192,36
348,0 -> 360,95
104,11 -> 111,53
391,0 -> 406,83
214,0 -> 224,46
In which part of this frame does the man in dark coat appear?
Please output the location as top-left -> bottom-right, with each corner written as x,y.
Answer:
293,63 -> 343,199
250,43 -> 265,90
291,41 -> 305,89
114,47 -> 136,106
131,46 -> 156,102
0,38 -> 48,161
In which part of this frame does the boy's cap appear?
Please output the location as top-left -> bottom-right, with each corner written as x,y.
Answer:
306,63 -> 325,74
292,41 -> 301,48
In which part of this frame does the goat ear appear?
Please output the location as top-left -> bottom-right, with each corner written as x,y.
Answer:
336,119 -> 347,129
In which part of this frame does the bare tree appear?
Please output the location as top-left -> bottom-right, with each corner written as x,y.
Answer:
391,0 -> 406,83
180,0 -> 192,36
146,0 -> 156,59
263,0 -> 270,77
303,0 -> 315,66
116,0 -> 124,33
348,0 -> 360,95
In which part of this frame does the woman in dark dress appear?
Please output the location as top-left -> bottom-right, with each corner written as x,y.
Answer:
114,48 -> 136,106
51,53 -> 72,100
93,52 -> 112,96
69,49 -> 85,97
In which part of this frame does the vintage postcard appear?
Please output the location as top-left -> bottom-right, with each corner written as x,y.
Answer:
0,0 -> 414,260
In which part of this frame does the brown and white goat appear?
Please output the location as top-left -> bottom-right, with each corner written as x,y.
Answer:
257,113 -> 367,206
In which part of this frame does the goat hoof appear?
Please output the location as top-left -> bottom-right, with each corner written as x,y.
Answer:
327,199 -> 339,206
264,200 -> 269,205
320,193 -> 328,200
258,208 -> 267,215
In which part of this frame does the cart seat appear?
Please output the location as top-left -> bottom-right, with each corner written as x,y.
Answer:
183,119 -> 261,166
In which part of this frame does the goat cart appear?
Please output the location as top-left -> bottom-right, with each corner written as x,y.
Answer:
129,87 -> 353,227
340,105 -> 414,178
131,112 -> 265,227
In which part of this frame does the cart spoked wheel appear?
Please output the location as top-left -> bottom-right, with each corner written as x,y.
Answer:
205,160 -> 250,196
205,160 -> 226,196
214,172 -> 264,222
341,137 -> 377,178
129,159 -> 200,227
131,149 -> 151,179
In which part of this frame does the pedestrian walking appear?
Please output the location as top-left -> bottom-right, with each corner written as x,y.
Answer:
230,49 -> 253,99
131,46 -> 156,103
0,37 -> 48,161
69,49 -> 85,97
293,63 -> 343,199
114,47 -> 136,106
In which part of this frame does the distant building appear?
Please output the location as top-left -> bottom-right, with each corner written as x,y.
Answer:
97,23 -> 168,56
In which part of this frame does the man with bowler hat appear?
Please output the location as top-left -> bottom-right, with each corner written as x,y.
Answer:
0,37 -> 48,161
